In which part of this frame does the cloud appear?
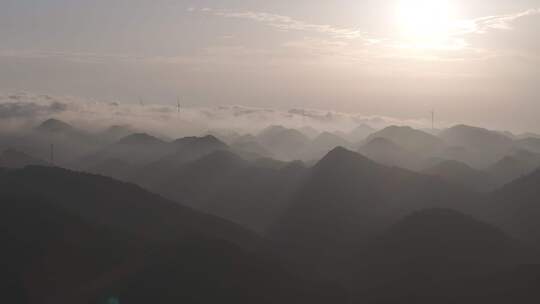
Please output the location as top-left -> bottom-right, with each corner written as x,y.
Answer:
197,8 -> 366,40
8,7 -> 537,69
0,98 -> 67,119
0,49 -> 149,64
2,6 -> 539,69
448,7 -> 540,60
464,8 -> 540,34
0,92 -> 439,137
194,6 -> 540,60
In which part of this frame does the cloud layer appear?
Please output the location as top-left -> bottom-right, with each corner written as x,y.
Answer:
0,92 -> 438,137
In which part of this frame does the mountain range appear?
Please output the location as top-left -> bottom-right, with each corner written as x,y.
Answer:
3,118 -> 540,302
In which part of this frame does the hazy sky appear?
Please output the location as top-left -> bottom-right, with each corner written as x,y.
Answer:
1,0 -> 539,132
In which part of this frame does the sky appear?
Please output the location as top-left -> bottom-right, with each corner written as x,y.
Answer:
1,0 -> 539,132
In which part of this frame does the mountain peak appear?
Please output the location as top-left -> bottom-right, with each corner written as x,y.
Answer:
258,125 -> 307,140
317,147 -> 375,169
36,118 -> 74,133
449,124 -> 487,132
174,135 -> 227,147
201,134 -> 222,142
386,125 -> 413,131
117,133 -> 165,146
259,125 -> 287,135
365,137 -> 401,149
366,125 -> 444,154
324,146 -> 357,157
315,131 -> 343,140
442,124 -> 513,143
99,125 -> 136,142
348,124 -> 375,141
373,125 -> 438,138
298,126 -> 320,138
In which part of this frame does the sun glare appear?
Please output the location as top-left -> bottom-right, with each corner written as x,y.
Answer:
396,0 -> 457,41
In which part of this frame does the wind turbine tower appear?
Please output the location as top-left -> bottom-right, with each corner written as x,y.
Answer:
50,144 -> 55,165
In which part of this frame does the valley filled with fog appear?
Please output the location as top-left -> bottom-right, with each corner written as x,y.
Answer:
3,0 -> 540,302
3,108 -> 540,303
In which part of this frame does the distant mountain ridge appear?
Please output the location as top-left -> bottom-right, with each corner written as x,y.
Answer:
366,126 -> 445,155
423,160 -> 493,191
4,117 -> 540,303
439,125 -> 514,167
359,137 -> 425,170
257,125 -> 311,160
117,133 -> 167,146
348,124 -> 376,142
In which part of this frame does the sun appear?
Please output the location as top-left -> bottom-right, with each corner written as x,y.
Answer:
396,0 -> 457,41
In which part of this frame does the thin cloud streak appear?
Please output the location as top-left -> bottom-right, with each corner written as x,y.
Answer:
3,7 -> 538,66
198,6 -> 540,56
0,49 -> 149,64
465,8 -> 540,34
197,8 -> 366,40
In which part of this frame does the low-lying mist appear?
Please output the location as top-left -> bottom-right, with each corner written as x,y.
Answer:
0,91 -> 437,138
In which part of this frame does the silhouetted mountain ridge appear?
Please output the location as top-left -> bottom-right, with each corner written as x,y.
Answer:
359,137 -> 424,170
35,118 -> 77,134
366,125 -> 445,154
439,124 -> 514,167
117,133 -> 167,146
423,159 -> 493,191
490,168 -> 540,243
269,148 -> 479,268
350,209 -> 536,303
257,125 -> 311,160
173,134 -> 226,148
0,166 -> 341,304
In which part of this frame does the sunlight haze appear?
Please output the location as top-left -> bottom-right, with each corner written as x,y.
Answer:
1,0 -> 539,131
3,2 -> 540,303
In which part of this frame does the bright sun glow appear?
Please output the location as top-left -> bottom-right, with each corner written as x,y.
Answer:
396,0 -> 457,41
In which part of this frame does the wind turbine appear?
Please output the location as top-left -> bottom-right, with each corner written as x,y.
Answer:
50,144 -> 54,165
